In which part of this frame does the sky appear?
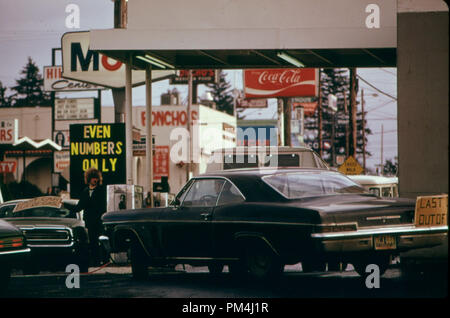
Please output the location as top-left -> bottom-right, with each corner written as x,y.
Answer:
0,0 -> 398,172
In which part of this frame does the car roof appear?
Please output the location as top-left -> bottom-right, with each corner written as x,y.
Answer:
210,146 -> 315,154
197,167 -> 338,202
347,175 -> 398,185
200,167 -> 333,178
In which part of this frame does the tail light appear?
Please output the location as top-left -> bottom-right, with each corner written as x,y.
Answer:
0,236 -> 24,250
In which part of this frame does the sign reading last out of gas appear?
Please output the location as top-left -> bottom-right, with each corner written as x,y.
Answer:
415,194 -> 448,227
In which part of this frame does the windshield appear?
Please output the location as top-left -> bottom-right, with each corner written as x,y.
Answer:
2,206 -> 76,219
263,171 -> 367,199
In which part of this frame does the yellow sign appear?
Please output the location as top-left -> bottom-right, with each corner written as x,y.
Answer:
13,196 -> 63,213
338,156 -> 364,175
415,194 -> 448,227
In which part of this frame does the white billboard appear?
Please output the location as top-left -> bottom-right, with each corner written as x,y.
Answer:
55,98 -> 95,120
61,31 -> 176,88
0,119 -> 18,144
44,66 -> 105,92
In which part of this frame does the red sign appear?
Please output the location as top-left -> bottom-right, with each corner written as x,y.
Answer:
0,119 -> 16,144
236,98 -> 268,108
153,146 -> 169,182
244,68 -> 318,98
292,101 -> 318,117
0,161 -> 17,174
141,110 -> 199,127
170,69 -> 216,84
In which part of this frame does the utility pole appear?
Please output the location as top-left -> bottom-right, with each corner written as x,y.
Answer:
125,54 -> 133,185
344,90 -> 349,158
380,124 -> 384,170
112,0 -> 127,124
145,65 -> 153,207
114,0 -> 127,28
277,98 -> 284,146
349,68 -> 357,157
186,70 -> 193,181
283,97 -> 292,146
318,69 -> 323,157
361,89 -> 366,173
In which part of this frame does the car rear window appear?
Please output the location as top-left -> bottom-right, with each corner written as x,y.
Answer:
264,154 -> 300,167
223,154 -> 259,170
263,171 -> 367,199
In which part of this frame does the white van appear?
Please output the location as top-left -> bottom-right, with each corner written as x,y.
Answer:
206,146 -> 329,172
347,175 -> 398,197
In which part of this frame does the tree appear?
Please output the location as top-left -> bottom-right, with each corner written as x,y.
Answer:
206,70 -> 234,115
10,57 -> 51,107
304,68 -> 371,166
382,157 -> 398,176
0,81 -> 12,107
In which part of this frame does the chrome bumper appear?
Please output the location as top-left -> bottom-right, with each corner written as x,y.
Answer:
311,225 -> 448,253
0,248 -> 31,256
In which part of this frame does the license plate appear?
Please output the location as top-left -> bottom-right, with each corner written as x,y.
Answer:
374,235 -> 396,250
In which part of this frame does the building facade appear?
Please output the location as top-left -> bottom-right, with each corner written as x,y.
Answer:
0,104 -> 236,196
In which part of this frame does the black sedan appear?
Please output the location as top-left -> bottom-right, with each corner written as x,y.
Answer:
0,220 -> 30,289
102,168 -> 448,280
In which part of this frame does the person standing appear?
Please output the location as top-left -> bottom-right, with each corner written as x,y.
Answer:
72,168 -> 107,266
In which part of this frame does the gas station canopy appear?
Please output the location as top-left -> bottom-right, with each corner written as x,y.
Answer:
89,0 -> 397,70
87,47 -> 396,70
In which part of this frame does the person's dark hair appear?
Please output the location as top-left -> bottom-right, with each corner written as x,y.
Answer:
84,168 -> 103,185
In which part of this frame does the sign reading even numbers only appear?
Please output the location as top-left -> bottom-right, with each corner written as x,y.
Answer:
338,156 -> 364,175
69,123 -> 126,199
415,194 -> 448,227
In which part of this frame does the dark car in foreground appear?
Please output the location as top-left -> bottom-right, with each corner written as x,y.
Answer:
102,168 -> 448,280
0,219 -> 29,289
0,196 -> 89,273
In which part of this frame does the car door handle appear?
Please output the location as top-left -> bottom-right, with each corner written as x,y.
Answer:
200,212 -> 212,220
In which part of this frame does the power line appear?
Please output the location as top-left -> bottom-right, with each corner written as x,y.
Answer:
378,68 -> 397,76
357,75 -> 397,101
371,129 -> 397,135
366,99 -> 396,112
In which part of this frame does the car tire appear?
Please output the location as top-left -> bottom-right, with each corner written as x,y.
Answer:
244,245 -> 283,280
352,254 -> 390,277
302,259 -> 327,272
130,241 -> 148,280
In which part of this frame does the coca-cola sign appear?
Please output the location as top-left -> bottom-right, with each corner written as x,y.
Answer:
244,68 -> 318,98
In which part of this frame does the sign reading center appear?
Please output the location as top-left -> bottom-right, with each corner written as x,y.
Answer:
69,123 -> 126,199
